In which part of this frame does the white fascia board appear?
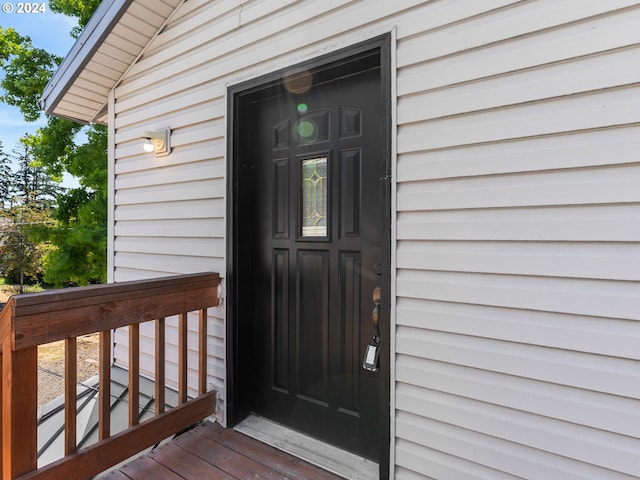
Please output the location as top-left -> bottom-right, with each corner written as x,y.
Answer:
39,0 -> 134,121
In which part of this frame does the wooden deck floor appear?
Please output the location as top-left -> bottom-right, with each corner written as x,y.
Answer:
98,421 -> 344,480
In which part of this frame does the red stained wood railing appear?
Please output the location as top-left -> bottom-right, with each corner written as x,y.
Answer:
0,272 -> 220,480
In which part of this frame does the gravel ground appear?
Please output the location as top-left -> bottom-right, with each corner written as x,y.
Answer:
38,334 -> 100,406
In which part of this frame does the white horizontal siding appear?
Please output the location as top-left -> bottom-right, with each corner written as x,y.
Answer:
396,353 -> 640,441
397,0 -> 640,68
115,159 -> 225,190
115,97 -> 225,140
396,126 -> 640,181
398,386 -> 640,477
398,163 -> 640,210
115,199 -> 225,221
397,241 -> 640,281
399,49 -> 640,125
395,411 -> 639,480
115,237 -> 223,257
106,0 -> 640,476
397,3 -> 640,91
114,251 -> 223,275
397,325 -> 640,400
392,0 -> 640,477
397,204 -> 640,242
114,218 -> 224,237
394,437 -> 513,480
397,298 -> 640,361
399,86 -> 640,153
114,179 -> 224,205
397,269 -> 640,322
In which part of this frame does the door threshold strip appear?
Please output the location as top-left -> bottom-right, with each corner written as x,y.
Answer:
234,414 -> 378,480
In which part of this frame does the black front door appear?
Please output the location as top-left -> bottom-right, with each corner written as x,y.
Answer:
232,46 -> 389,463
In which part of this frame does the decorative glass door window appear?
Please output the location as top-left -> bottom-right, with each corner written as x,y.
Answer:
301,157 -> 328,237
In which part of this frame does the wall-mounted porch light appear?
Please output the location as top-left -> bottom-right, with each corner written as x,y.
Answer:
141,128 -> 171,156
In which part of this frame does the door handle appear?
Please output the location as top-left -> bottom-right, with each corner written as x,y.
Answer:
372,286 -> 381,337
364,286 -> 382,372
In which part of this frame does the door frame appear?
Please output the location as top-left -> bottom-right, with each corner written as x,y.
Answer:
226,33 -> 392,477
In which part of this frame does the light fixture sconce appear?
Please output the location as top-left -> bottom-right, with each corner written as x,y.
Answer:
141,128 -> 171,156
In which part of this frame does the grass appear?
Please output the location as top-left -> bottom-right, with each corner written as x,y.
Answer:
0,279 -> 46,303
0,284 -> 12,303
38,340 -> 67,362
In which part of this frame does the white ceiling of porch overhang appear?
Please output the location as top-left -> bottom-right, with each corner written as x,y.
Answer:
40,0 -> 183,125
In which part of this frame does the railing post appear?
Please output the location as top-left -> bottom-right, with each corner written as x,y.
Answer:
2,336 -> 37,480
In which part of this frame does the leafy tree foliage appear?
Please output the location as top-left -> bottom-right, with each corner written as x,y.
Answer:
0,27 -> 61,122
28,125 -> 108,285
0,142 -> 12,207
49,0 -> 102,38
0,0 -> 106,285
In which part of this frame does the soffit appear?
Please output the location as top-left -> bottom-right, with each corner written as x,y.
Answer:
40,0 -> 182,125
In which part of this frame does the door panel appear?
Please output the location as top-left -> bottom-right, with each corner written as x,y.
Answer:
338,251 -> 362,414
241,56 -> 385,461
340,149 -> 361,238
297,249 -> 330,404
272,248 -> 289,392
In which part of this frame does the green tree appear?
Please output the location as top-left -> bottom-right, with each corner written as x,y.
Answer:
11,143 -> 60,207
0,0 -> 106,285
0,1 -> 98,116
24,121 -> 108,285
31,124 -> 108,285
0,27 -> 61,122
0,141 -> 59,290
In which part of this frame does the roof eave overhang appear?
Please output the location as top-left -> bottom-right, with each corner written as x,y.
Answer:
39,0 -> 134,124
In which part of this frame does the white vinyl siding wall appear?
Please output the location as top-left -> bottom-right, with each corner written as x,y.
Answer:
394,1 -> 640,478
109,0 -> 640,477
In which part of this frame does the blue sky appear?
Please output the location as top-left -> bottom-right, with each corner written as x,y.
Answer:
1,2 -> 78,184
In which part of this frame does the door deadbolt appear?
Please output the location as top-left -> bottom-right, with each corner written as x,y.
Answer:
372,286 -> 381,333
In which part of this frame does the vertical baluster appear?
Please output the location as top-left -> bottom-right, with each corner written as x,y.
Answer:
65,337 -> 77,455
199,308 -> 208,396
99,330 -> 111,440
2,339 -> 38,479
155,318 -> 165,414
178,313 -> 188,404
129,324 -> 140,426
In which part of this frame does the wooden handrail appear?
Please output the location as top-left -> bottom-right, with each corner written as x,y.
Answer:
8,272 -> 218,351
0,272 -> 220,480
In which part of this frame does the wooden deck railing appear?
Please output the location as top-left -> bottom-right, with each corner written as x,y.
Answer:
0,272 -> 220,480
